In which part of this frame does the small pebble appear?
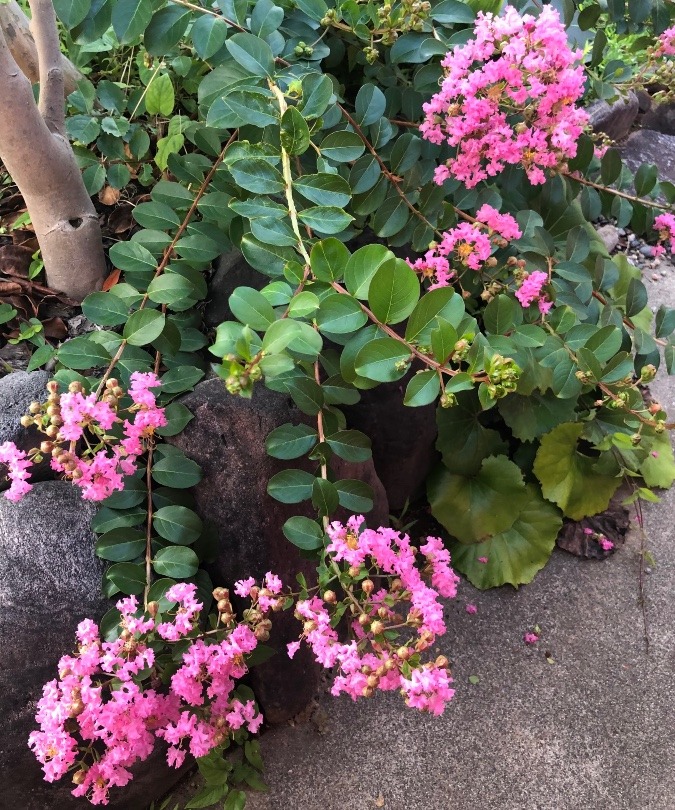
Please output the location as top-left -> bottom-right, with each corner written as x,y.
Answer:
640,245 -> 654,258
652,273 -> 660,280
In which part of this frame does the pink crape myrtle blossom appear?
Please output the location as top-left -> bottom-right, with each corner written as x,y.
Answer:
656,25 -> 675,56
515,270 -> 552,314
29,583 -> 266,806
523,632 -> 539,644
8,374 -> 167,505
0,441 -> 33,501
299,519 -> 459,714
420,6 -> 588,188
654,213 -> 675,254
465,603 -> 478,614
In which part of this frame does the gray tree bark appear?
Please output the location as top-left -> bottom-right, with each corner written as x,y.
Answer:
0,0 -> 82,95
0,0 -> 106,300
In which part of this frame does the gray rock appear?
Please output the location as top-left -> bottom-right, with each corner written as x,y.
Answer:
640,101 -> 675,136
0,370 -> 53,485
205,251 -> 266,327
621,129 -> 675,186
596,224 -> 620,253
587,92 -> 639,141
169,380 -> 389,722
640,245 -> 655,258
0,481 -> 190,809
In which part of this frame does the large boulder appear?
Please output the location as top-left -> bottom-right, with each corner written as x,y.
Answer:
204,251 -> 265,327
168,380 -> 389,722
0,370 -> 53,485
640,101 -> 675,136
343,380 -> 438,512
0,481 -> 189,809
587,92 -> 639,141
620,129 -> 675,186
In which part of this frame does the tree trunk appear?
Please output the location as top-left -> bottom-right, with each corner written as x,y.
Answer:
0,0 -> 106,301
0,0 -> 82,95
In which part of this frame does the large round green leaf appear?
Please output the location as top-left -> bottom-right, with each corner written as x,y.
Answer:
153,546 -> 199,578
533,423 -> 622,519
448,484 -> 562,589
428,455 -> 529,544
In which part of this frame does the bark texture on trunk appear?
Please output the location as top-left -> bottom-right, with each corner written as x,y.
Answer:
0,0 -> 106,300
0,0 -> 82,95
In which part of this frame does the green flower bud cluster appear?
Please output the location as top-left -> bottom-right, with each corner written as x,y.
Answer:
221,355 -> 262,396
640,364 -> 657,384
294,41 -> 314,58
485,354 -> 521,399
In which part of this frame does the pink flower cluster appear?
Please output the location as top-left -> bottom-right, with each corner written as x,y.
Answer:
654,213 -> 675,255
420,6 -> 588,187
514,270 -> 552,315
290,517 -> 459,715
656,25 -> 675,56
29,584 -> 264,805
0,441 -> 33,501
407,204 -> 521,289
8,372 -> 167,503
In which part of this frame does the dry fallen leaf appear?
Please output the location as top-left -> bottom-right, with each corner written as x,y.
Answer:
375,794 -> 385,808
99,185 -> 121,206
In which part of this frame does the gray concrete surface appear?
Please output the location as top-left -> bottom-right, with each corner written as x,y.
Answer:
164,262 -> 675,810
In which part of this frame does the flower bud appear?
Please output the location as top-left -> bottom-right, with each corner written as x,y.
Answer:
47,381 -> 59,394
435,655 -> 449,669
323,590 -> 337,603
397,646 -> 411,660
72,770 -> 87,785
20,415 -> 33,428
370,620 -> 385,635
362,579 -> 374,595
648,403 -> 662,414
45,425 -> 59,439
213,587 -> 229,601
348,565 -> 361,578
366,675 -> 380,689
147,601 -> 159,618
358,613 -> 370,626
69,381 -> 84,393
29,401 -> 41,414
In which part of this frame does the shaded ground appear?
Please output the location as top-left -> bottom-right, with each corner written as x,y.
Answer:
164,265 -> 675,810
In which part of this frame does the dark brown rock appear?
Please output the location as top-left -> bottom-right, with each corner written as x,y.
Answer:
168,379 -> 389,722
587,92 -> 639,141
204,251 -> 266,327
621,129 -> 675,187
343,379 -> 438,512
0,481 -> 189,810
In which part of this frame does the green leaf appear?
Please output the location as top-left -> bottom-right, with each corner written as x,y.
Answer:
312,477 -> 339,517
229,159 -> 285,194
154,546 -> 199,578
294,0 -> 328,20
533,423 -> 622,519
250,0 -> 284,37
428,455 -> 529,544
92,507 -> 146,534
634,163 -> 658,197
153,505 -> 203,544
54,0 -> 91,28
58,336 -> 111,370
355,84 -> 386,127
95,530 -> 146,562
229,287 -> 276,330
109,241 -> 156,276
267,469 -> 315,503
225,33 -> 274,77
299,74 -> 333,119
371,195 -> 410,238
326,430 -> 371,462
145,6 -> 191,56
224,790 -> 247,810
82,164 -> 106,195
404,370 -> 440,406
123,309 -> 165,346
104,477 -> 146,509
601,148 -> 622,184
335,479 -> 374,512
368,259 -> 419,324
310,238 -> 349,282
160,366 -> 205,394
112,0 -> 152,43
641,433 -> 675,488
483,295 -> 517,335
191,14 -> 228,59
354,338 -> 410,382
106,562 -> 146,595
286,376 -> 324,414
152,453 -> 202,488
344,245 -> 394,299
185,785 -> 229,809
281,107 -> 311,156
449,484 -> 562,589
297,206 -> 353,235
498,392 -> 577,441
625,277 -> 648,317
655,305 -> 675,338
431,0 -> 475,23
584,325 -> 622,362
261,319 -> 301,354
133,201 -> 181,231
282,516 -> 324,550
316,294 -> 367,334
320,131 -> 365,163
405,288 -> 463,345
294,174 -> 351,208
81,292 -> 129,326
157,403 -> 194,437
265,424 -> 317,459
